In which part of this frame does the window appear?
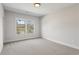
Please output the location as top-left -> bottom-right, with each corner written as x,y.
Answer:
16,18 -> 34,34
27,24 -> 34,33
16,18 -> 25,34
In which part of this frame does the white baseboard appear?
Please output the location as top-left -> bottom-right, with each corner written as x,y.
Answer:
43,37 -> 79,50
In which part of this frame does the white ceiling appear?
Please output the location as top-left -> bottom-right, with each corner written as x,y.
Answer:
2,3 -> 76,17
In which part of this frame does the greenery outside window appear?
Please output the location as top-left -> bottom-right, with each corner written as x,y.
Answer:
16,18 -> 34,34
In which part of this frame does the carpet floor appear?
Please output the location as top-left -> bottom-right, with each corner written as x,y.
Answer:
1,38 -> 79,55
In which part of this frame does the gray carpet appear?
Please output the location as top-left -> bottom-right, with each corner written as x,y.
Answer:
1,38 -> 79,55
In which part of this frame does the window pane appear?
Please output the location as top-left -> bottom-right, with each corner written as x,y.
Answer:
16,18 -> 25,34
27,24 -> 34,33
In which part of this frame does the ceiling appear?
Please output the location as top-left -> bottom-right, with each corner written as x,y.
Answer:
2,3 -> 76,17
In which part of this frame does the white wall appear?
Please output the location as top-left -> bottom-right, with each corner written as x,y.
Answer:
4,10 -> 41,43
42,5 -> 79,49
0,4 -> 4,53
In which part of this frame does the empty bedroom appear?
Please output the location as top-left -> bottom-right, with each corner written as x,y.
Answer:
0,3 -> 79,55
